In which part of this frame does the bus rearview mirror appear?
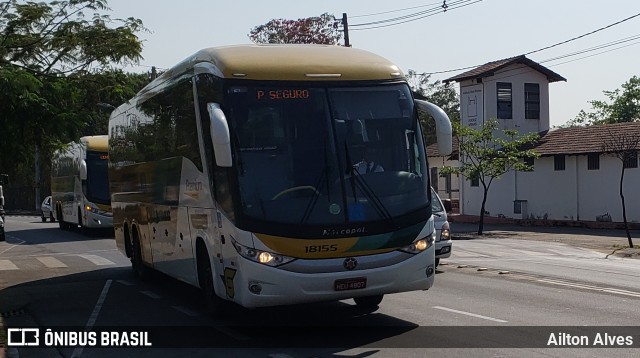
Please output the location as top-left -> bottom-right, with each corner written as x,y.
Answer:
414,100 -> 453,156
79,160 -> 88,181
206,103 -> 233,167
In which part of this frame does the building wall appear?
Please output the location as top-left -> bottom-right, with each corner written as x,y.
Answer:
453,62 -> 640,224
460,154 -> 640,223
458,64 -> 551,136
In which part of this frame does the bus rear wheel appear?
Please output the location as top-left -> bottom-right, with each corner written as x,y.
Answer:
131,234 -> 149,280
57,206 -> 69,230
354,295 -> 383,310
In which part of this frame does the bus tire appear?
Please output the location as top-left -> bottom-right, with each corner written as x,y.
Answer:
57,205 -> 68,230
131,231 -> 149,280
354,294 -> 383,310
196,243 -> 226,316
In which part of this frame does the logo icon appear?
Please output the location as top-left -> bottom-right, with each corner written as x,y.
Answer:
8,328 -> 40,346
343,257 -> 358,271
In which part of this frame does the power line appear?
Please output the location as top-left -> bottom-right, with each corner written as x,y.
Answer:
350,0 -> 482,31
422,12 -> 640,75
350,1 -> 445,19
524,11 -> 640,56
349,0 -> 471,28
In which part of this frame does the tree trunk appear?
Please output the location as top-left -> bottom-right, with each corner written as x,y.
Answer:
478,186 -> 488,235
620,167 -> 633,248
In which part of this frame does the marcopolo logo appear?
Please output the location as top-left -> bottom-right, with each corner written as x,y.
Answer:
8,328 -> 40,346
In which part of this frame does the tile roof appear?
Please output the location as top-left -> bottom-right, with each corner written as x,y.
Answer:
534,122 -> 640,156
426,122 -> 640,158
427,136 -> 459,158
444,55 -> 566,83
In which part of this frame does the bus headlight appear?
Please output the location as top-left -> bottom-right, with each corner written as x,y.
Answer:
85,204 -> 99,213
400,232 -> 435,254
232,240 -> 295,267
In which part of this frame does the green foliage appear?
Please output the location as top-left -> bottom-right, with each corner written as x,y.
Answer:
406,70 -> 459,145
567,76 -> 640,126
1,0 -> 145,74
0,0 -> 147,204
442,119 -> 539,185
440,119 -> 540,234
249,13 -> 341,45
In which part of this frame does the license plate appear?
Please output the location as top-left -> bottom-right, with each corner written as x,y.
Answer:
334,277 -> 367,291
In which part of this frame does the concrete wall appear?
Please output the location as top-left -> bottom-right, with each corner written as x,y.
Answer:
459,154 -> 640,223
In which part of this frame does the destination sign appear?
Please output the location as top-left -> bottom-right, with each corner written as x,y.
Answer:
256,89 -> 310,100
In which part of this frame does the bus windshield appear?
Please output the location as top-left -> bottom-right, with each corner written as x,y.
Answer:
226,83 -> 429,227
85,151 -> 110,204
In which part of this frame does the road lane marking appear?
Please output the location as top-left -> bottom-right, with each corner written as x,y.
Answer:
537,278 -> 640,298
36,256 -> 68,268
0,259 -> 19,270
140,290 -> 162,299
71,280 -> 112,358
77,254 -> 115,266
0,237 -> 25,256
433,306 -> 508,323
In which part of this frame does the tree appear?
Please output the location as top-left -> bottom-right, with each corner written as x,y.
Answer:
0,0 -> 146,209
249,13 -> 341,45
441,119 -> 540,235
406,69 -> 459,145
601,127 -> 638,248
568,76 -> 640,126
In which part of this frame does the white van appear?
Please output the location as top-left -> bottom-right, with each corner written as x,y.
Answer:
431,188 -> 452,267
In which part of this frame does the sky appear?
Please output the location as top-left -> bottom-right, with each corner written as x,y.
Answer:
107,0 -> 640,128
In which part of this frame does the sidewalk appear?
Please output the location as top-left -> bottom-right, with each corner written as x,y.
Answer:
451,220 -> 640,259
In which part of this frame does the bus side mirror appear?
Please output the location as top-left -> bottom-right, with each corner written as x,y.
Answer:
414,100 -> 453,156
207,103 -> 233,167
79,160 -> 88,181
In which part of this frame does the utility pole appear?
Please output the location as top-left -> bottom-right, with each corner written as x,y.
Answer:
342,13 -> 350,47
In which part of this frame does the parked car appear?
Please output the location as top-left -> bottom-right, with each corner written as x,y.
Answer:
41,196 -> 55,222
0,215 -> 5,241
431,188 -> 452,268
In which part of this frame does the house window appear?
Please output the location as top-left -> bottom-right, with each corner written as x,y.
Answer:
470,176 -> 479,187
587,153 -> 600,170
623,152 -> 638,169
522,157 -> 535,171
497,82 -> 512,119
554,154 -> 565,171
525,83 -> 540,119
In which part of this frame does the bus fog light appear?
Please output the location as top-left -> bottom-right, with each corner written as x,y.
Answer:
426,264 -> 434,277
249,282 -> 262,294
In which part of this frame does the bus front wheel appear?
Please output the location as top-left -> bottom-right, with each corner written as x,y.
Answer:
354,295 -> 383,310
196,244 -> 227,316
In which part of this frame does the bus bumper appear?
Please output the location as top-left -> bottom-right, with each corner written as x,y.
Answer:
228,248 -> 435,308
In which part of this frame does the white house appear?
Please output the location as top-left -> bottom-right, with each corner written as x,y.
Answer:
429,55 -> 640,223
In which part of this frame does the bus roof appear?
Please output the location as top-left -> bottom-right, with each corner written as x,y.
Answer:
80,135 -> 108,152
154,44 -> 405,83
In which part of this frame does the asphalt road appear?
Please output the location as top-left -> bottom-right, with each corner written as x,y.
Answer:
1,216 -> 640,358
